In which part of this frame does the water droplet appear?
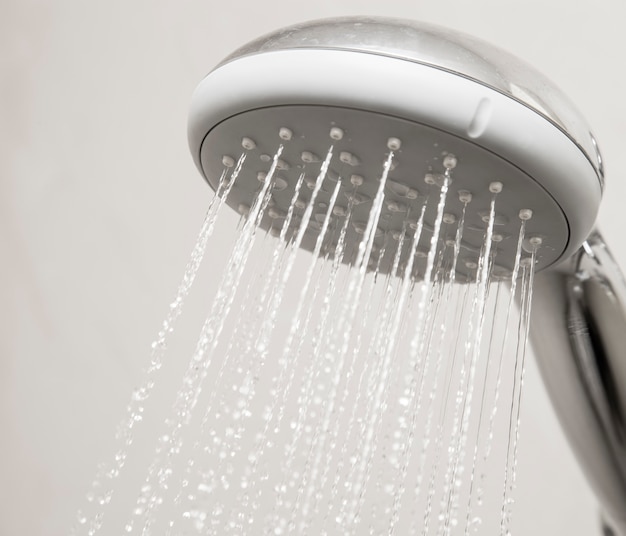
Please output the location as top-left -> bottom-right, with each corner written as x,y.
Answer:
489,180 -> 503,193
519,208 -> 533,220
222,155 -> 235,168
241,137 -> 256,150
279,127 -> 293,140
301,151 -> 319,163
350,174 -> 364,186
443,212 -> 456,224
443,153 -> 457,169
339,151 -> 360,166
387,137 -> 402,151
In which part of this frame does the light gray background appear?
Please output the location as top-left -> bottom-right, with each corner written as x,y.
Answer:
3,1 -> 625,534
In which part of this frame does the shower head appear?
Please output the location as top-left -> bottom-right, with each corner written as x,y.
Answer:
187,17 -> 626,535
188,16 -> 603,276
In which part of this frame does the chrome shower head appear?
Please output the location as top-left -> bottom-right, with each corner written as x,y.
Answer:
187,16 -> 626,535
188,16 -> 603,276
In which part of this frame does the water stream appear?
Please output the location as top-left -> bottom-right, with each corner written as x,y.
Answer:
74,148 -> 539,536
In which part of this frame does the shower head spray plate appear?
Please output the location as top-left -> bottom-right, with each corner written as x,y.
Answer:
202,104 -> 567,278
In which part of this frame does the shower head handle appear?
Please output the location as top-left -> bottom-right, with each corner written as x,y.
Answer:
531,232 -> 626,535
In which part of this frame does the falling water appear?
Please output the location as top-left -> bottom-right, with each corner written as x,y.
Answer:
440,186 -> 499,535
465,217 -> 527,532
321,230 -> 390,532
75,142 -> 540,536
73,155 -> 246,536
275,153 -> 394,535
419,200 -> 469,536
500,238 -> 538,536
125,147 -> 282,536
388,176 -> 450,535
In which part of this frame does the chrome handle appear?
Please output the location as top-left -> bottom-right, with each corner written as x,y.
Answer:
531,231 -> 626,535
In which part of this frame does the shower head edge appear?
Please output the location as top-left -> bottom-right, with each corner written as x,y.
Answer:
212,15 -> 603,186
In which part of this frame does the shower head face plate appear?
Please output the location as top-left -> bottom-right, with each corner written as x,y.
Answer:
189,17 -> 604,274
201,105 -> 567,278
